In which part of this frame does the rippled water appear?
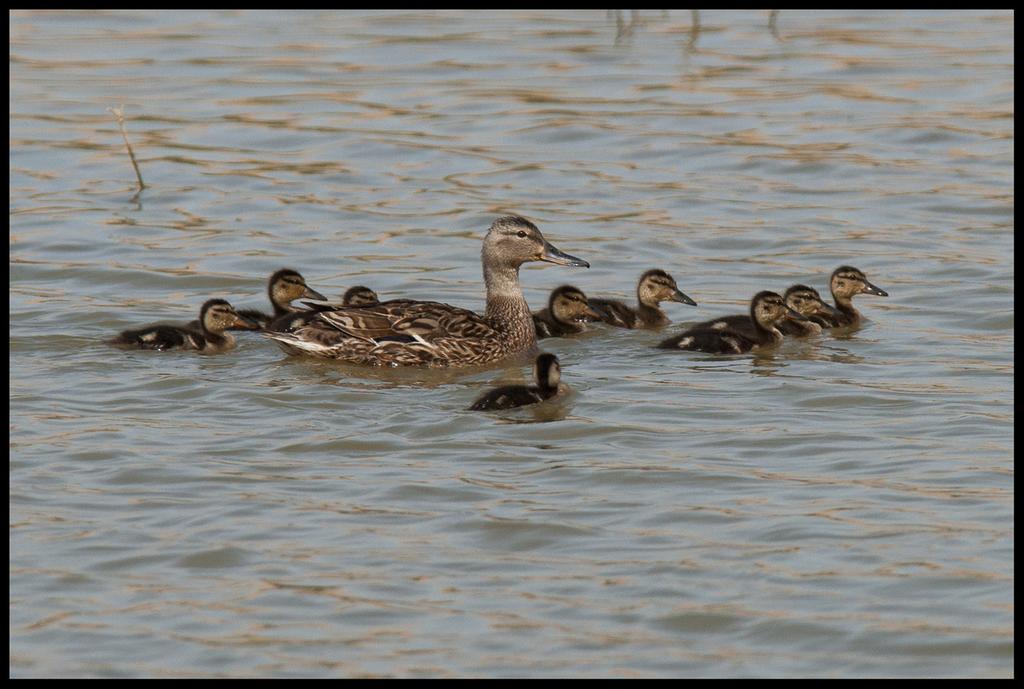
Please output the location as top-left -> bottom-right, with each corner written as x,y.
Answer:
9,10 -> 1014,678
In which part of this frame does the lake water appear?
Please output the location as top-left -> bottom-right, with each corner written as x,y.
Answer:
9,10 -> 1014,678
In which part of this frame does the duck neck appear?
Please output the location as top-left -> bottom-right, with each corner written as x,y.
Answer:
484,262 -> 535,339
269,292 -> 293,316
751,308 -> 783,344
200,322 -> 229,347
637,301 -> 667,327
540,384 -> 559,400
537,368 -> 560,398
832,291 -> 859,321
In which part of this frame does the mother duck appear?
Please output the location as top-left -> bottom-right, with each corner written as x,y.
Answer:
263,216 -> 588,367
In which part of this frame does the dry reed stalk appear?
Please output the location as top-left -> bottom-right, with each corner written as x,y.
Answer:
108,105 -> 145,192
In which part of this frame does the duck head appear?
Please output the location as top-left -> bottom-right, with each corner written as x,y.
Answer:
784,284 -> 839,320
830,266 -> 888,300
637,268 -> 697,308
342,285 -> 380,307
482,216 -> 589,270
751,290 -> 808,328
549,285 -> 605,323
200,299 -> 258,333
269,268 -> 327,308
534,352 -> 561,392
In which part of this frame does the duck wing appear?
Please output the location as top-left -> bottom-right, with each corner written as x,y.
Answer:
587,298 -> 638,328
690,313 -> 756,338
469,385 -> 543,411
264,299 -> 502,366
532,309 -> 557,339
313,300 -> 492,342
778,317 -> 822,336
234,308 -> 272,330
657,325 -> 756,354
112,323 -> 202,351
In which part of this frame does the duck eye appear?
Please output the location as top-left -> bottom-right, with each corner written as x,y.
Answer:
516,231 -> 527,238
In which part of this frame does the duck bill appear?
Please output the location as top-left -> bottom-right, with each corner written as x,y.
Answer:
671,289 -> 698,307
539,240 -> 589,268
861,280 -> 888,297
303,286 -> 328,301
785,307 -> 811,322
233,314 -> 262,330
584,302 -> 608,320
817,301 -> 841,318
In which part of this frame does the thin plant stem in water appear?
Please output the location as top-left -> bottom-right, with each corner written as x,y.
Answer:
768,10 -> 782,41
688,10 -> 701,51
107,105 -> 145,194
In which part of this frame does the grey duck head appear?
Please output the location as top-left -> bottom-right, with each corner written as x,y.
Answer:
482,216 -> 589,271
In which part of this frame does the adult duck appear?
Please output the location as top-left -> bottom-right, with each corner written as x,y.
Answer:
263,216 -> 588,367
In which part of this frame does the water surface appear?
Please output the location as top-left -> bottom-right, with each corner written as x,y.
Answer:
9,9 -> 1014,678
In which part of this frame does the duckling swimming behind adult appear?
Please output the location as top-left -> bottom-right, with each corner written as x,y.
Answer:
233,268 -> 327,330
817,266 -> 888,328
657,291 -> 807,354
340,285 -> 380,307
777,284 -> 840,337
532,285 -> 605,339
273,285 -> 382,332
588,268 -> 697,329
110,299 -> 257,353
469,353 -> 565,411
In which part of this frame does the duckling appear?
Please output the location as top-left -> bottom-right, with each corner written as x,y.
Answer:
232,268 -> 327,330
817,266 -> 889,328
110,299 -> 257,353
532,285 -> 606,339
588,268 -> 697,329
274,285 -> 382,332
657,290 -> 808,354
469,353 -> 565,411
777,284 -> 840,337
341,285 -> 380,307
